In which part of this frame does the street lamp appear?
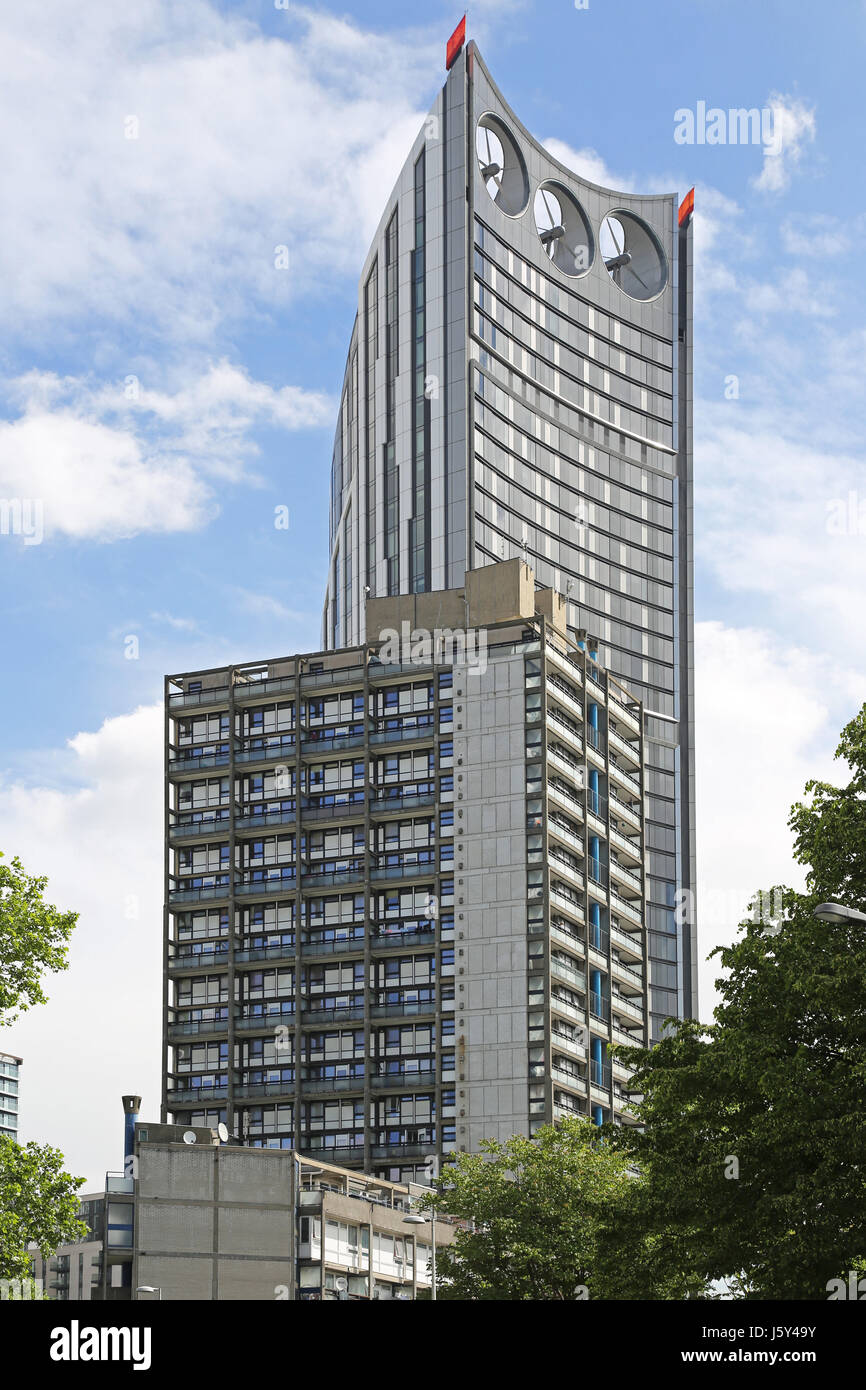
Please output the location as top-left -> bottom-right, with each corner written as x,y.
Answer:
404,1210 -> 437,1300
135,1286 -> 161,1300
813,902 -> 866,926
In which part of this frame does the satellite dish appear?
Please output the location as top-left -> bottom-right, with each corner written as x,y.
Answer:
183,1130 -> 197,1145
334,1277 -> 348,1292
217,1122 -> 229,1143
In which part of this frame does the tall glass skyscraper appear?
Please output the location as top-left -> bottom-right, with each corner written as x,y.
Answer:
323,39 -> 696,1034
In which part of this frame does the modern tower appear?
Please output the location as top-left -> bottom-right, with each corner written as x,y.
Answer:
322,35 -> 696,1036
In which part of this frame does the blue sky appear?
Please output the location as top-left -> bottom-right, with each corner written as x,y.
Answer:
2,0 -> 865,1186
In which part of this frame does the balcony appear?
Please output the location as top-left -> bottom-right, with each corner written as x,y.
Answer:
234,942 -> 296,964
300,1074 -> 365,1095
168,881 -> 230,906
550,991 -> 586,1027
608,725 -> 641,769
550,954 -> 586,991
609,857 -> 643,896
551,1064 -> 587,1094
370,996 -> 437,1020
551,1026 -> 588,1060
547,744 -> 583,789
549,885 -> 584,925
167,1085 -> 228,1106
611,890 -> 642,926
235,740 -> 297,767
168,948 -> 230,973
168,686 -> 230,710
300,933 -> 365,959
235,1012 -> 295,1032
611,923 -> 643,961
235,808 -> 297,833
548,780 -> 584,821
370,858 -> 436,883
607,690 -> 640,735
233,674 -> 297,702
547,815 -> 584,857
369,723 -> 436,748
300,1142 -> 366,1165
234,1080 -> 296,1099
546,674 -> 584,721
300,1000 -> 365,1024
612,991 -> 644,1024
370,791 -> 437,818
169,811 -> 231,840
546,706 -> 583,756
609,823 -> 642,864
370,1068 -> 437,1090
549,848 -> 585,891
371,927 -> 437,951
608,759 -> 641,798
168,748 -> 231,775
371,1141 -> 432,1161
236,875 -> 297,897
609,788 -> 641,828
167,1017 -> 229,1039
300,866 -> 365,890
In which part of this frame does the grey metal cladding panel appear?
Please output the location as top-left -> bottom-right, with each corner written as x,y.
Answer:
217,1150 -> 292,1204
217,1204 -> 293,1258
137,1254 -> 214,1301
217,1258 -> 292,1300
468,46 -> 676,345
137,1200 -> 214,1254
139,1147 -> 215,1201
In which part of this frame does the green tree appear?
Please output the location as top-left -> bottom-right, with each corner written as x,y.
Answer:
0,1137 -> 87,1282
610,705 -> 866,1299
0,851 -> 77,1024
421,1116 -> 707,1300
0,849 -> 83,1289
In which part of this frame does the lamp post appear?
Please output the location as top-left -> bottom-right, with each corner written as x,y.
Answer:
404,1208 -> 437,1300
813,902 -> 866,927
135,1285 -> 161,1300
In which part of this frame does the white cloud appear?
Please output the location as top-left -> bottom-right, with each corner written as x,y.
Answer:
697,408 -> 866,659
542,138 -> 634,194
0,2 -> 437,343
781,214 -> 852,260
0,705 -> 164,1188
694,622 -> 855,1019
752,92 -> 816,194
233,588 -> 309,623
0,363 -> 331,540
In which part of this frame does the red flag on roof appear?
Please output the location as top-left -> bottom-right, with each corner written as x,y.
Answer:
678,187 -> 695,226
446,16 -> 466,70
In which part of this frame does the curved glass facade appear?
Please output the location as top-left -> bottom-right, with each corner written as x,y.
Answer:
323,42 -> 696,1031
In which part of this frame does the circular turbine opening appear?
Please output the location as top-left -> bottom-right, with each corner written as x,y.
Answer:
475,113 -> 529,218
599,211 -> 667,301
533,181 -> 594,278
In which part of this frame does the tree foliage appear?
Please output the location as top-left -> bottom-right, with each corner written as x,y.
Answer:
0,1137 -> 87,1280
422,1116 -> 707,1300
0,851 -> 77,1025
609,705 -> 866,1299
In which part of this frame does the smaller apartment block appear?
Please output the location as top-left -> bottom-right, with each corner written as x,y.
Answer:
163,561 -> 648,1182
0,1052 -> 22,1140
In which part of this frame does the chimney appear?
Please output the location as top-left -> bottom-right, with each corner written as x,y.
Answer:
122,1094 -> 142,1166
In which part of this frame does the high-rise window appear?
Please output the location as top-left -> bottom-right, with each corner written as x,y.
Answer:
410,150 -> 430,592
